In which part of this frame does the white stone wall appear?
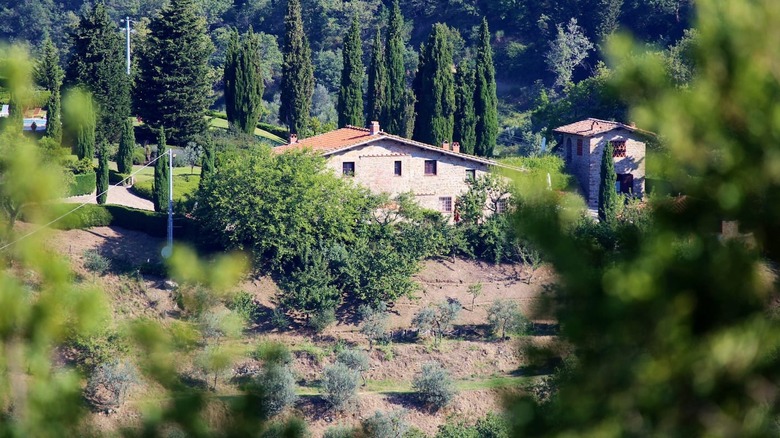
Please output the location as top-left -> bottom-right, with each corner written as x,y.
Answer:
324,139 -> 491,214
586,129 -> 646,208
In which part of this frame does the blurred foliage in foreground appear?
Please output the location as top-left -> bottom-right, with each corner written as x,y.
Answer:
0,46 -> 303,437
508,0 -> 780,436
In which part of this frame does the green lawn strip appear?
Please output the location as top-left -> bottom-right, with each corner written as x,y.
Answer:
296,375 -> 534,396
207,116 -> 286,144
130,173 -> 200,203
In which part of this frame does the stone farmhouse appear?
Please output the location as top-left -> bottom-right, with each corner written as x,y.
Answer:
554,118 -> 648,209
274,121 -> 517,216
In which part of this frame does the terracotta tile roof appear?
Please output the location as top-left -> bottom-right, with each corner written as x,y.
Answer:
272,125 -> 524,172
553,118 -> 650,137
272,126 -> 372,154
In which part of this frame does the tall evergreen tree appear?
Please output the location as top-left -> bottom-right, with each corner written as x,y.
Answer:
66,2 -> 130,144
199,134 -> 215,191
117,117 -> 135,174
453,63 -> 476,154
412,24 -> 455,146
366,29 -> 386,124
224,27 -> 265,134
383,0 -> 406,136
72,93 -> 95,160
337,17 -> 364,128
136,0 -> 213,145
473,18 -> 498,157
96,143 -> 109,205
35,36 -> 63,143
153,126 -> 170,213
279,0 -> 314,138
598,141 -> 619,223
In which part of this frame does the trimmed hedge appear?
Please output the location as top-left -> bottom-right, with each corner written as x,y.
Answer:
69,172 -> 96,196
258,122 -> 288,139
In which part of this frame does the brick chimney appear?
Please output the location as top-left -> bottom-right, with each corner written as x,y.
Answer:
442,140 -> 449,150
452,142 -> 460,153
369,121 -> 380,135
289,133 -> 298,143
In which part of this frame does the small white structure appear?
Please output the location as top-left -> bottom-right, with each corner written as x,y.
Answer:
0,105 -> 8,117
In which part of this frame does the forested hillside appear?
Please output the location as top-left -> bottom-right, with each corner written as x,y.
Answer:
0,0 -> 693,151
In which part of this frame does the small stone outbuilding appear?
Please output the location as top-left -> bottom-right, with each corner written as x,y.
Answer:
554,118 -> 648,209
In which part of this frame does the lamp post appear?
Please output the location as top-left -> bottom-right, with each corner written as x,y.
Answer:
120,16 -> 133,75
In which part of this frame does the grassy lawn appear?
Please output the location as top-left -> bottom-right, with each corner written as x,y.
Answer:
208,116 -> 286,144
295,375 -> 533,396
131,172 -> 200,203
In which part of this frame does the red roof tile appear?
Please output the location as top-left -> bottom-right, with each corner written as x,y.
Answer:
272,126 -> 372,154
553,118 -> 647,137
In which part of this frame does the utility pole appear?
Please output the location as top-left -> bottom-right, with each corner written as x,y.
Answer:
122,16 -> 132,75
167,148 -> 173,251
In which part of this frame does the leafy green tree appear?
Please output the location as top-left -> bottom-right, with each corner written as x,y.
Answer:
196,149 -> 374,271
366,29 -> 386,124
598,140 -> 618,223
279,0 -> 314,137
152,126 -> 169,212
412,24 -> 455,146
337,17 -> 364,128
453,63 -> 476,154
486,299 -> 527,339
473,18 -> 497,157
412,299 -> 462,346
35,36 -> 63,143
382,0 -> 406,136
117,118 -> 135,174
96,144 -> 108,204
66,2 -> 130,144
224,27 -> 265,134
277,248 -> 340,322
136,0 -> 213,145
545,18 -> 594,90
63,88 -> 96,160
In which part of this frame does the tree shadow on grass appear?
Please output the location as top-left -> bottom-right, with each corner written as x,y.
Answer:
511,357 -> 562,377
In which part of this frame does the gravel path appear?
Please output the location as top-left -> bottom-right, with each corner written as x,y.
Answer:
62,186 -> 154,211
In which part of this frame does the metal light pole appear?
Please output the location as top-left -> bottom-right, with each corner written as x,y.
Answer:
167,148 -> 173,250
121,17 -> 132,75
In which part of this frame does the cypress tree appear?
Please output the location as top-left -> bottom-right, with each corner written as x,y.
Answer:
337,17 -> 364,128
153,127 -> 170,213
35,36 -> 63,143
66,2 -> 130,144
137,0 -> 213,145
412,24 -> 455,146
74,95 -> 96,160
96,143 -> 109,205
598,141 -> 619,223
199,135 -> 215,191
473,18 -> 498,157
279,0 -> 314,138
453,63 -> 476,154
366,29 -> 386,124
224,27 -> 265,134
383,0 -> 406,135
117,117 -> 135,174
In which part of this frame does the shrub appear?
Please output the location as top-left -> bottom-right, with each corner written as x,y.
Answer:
412,362 -> 455,410
68,171 -> 96,196
486,299 -> 529,339
336,348 -> 369,374
252,341 -> 293,365
132,146 -> 146,165
474,413 -> 510,438
84,360 -> 137,411
361,410 -> 409,438
255,363 -> 297,417
323,425 -> 356,438
40,204 -> 112,229
67,331 -> 129,372
83,249 -> 110,276
228,291 -> 261,323
258,121 -> 289,139
270,307 -> 291,330
308,307 -> 336,332
321,362 -> 360,411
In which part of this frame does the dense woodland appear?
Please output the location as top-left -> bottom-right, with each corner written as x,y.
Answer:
2,0 -> 694,152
